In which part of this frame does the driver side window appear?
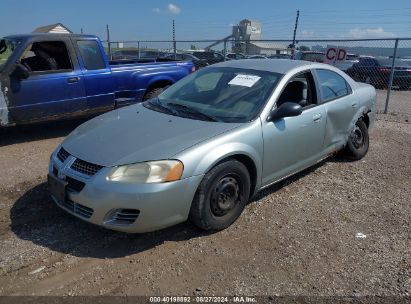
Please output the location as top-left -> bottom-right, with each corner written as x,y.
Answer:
276,71 -> 317,109
19,41 -> 73,74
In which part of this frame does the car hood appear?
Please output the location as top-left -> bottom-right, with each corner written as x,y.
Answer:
62,103 -> 242,167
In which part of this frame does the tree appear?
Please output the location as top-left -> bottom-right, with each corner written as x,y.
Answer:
190,44 -> 197,50
298,45 -> 310,51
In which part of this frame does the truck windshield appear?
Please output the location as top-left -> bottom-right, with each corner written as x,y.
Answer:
0,38 -> 20,70
148,67 -> 281,123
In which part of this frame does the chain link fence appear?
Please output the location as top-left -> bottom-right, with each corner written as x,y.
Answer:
105,38 -> 411,118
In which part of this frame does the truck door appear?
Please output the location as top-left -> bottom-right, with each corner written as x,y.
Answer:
7,38 -> 87,122
74,39 -> 115,111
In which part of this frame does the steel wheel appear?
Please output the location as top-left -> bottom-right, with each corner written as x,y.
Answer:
189,160 -> 251,231
210,175 -> 240,217
350,125 -> 365,149
342,119 -> 369,161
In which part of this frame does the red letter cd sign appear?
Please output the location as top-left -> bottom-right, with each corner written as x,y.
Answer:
324,47 -> 347,63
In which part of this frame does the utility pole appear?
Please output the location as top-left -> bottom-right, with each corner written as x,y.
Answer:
291,10 -> 300,56
106,24 -> 111,59
80,27 -> 83,34
173,19 -> 176,58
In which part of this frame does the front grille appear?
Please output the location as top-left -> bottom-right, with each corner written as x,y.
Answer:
71,159 -> 103,176
60,199 -> 94,219
66,176 -> 86,192
106,209 -> 140,225
57,147 -> 70,163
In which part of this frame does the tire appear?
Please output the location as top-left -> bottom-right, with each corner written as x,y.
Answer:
142,86 -> 168,101
189,160 -> 251,231
342,119 -> 369,160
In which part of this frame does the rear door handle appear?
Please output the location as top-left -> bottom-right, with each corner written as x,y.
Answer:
352,103 -> 358,108
313,114 -> 322,122
67,77 -> 80,84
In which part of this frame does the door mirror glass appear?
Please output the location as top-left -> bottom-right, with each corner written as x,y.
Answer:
268,102 -> 302,121
10,63 -> 29,79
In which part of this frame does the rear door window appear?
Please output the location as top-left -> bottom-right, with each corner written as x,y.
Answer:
316,69 -> 350,102
77,40 -> 106,70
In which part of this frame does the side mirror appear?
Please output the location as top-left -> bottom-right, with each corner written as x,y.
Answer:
10,64 -> 29,80
268,102 -> 303,121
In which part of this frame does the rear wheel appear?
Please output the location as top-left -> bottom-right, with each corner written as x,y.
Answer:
189,160 -> 250,231
342,119 -> 369,160
142,86 -> 169,101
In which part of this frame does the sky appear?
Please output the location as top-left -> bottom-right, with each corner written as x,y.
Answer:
0,0 -> 410,42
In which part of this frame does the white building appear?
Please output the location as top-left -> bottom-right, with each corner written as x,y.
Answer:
232,19 -> 289,55
33,23 -> 72,34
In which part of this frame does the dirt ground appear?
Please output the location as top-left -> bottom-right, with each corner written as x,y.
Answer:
0,90 -> 410,298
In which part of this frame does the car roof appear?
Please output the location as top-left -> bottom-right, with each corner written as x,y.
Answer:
5,33 -> 98,39
210,59 -> 314,74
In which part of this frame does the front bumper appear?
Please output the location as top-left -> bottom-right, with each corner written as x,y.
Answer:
48,150 -> 204,233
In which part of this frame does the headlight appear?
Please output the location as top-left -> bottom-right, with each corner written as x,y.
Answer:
107,160 -> 184,183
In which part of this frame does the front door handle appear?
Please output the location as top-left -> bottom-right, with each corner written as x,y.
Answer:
313,114 -> 322,122
67,77 -> 80,84
352,103 -> 358,108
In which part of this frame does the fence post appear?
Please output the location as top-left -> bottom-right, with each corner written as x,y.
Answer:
106,24 -> 111,60
137,41 -> 140,59
223,40 -> 227,61
384,38 -> 399,114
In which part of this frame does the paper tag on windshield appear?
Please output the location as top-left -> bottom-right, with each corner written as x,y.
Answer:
228,74 -> 261,87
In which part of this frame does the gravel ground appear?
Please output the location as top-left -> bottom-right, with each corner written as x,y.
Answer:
0,90 -> 410,299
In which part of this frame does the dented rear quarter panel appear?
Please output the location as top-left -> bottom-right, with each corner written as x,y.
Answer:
315,67 -> 376,152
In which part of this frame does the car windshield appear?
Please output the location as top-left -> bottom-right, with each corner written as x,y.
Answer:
0,38 -> 19,70
146,67 -> 282,123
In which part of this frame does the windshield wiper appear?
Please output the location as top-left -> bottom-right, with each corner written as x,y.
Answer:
146,98 -> 177,115
166,103 -> 220,122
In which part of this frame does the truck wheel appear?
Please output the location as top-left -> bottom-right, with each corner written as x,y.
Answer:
143,86 -> 168,101
189,160 -> 250,231
342,120 -> 369,160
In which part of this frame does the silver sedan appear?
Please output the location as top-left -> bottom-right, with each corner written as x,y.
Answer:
48,59 -> 376,233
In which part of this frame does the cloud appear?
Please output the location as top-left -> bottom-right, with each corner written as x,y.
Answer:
300,30 -> 314,38
152,3 -> 181,15
167,3 -> 181,14
342,27 -> 395,39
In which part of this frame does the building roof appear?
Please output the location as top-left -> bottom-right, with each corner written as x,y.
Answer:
211,59 -> 314,74
250,41 -> 288,50
5,33 -> 97,41
33,23 -> 72,34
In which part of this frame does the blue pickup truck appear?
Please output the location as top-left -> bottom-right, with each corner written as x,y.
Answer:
0,34 -> 194,126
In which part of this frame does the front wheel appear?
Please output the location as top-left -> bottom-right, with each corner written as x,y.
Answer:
189,160 -> 251,231
342,120 -> 369,160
